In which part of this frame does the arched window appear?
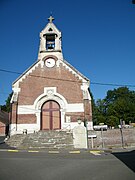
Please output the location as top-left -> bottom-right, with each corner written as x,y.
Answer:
46,34 -> 55,50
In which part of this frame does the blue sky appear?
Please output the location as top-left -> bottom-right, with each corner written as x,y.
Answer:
0,0 -> 135,105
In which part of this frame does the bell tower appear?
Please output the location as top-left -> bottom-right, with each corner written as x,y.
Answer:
38,15 -> 63,61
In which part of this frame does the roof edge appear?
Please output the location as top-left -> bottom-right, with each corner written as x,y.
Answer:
63,59 -> 90,82
12,60 -> 40,85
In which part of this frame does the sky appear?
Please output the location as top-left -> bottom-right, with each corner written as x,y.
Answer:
0,0 -> 135,105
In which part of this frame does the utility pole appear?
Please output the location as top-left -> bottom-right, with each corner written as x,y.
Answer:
120,119 -> 124,148
101,127 -> 105,148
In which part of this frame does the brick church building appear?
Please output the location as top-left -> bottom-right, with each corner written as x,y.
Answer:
10,16 -> 92,135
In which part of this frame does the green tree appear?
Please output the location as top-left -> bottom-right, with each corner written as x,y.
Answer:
89,90 -> 97,124
1,92 -> 13,112
94,87 -> 135,127
93,99 -> 107,125
106,115 -> 119,128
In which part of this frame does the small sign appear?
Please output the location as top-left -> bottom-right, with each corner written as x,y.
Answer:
88,135 -> 97,138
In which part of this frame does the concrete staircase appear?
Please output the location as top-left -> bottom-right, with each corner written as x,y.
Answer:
6,130 -> 74,150
6,134 -> 26,148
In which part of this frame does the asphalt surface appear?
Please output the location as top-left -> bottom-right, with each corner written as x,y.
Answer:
0,150 -> 135,180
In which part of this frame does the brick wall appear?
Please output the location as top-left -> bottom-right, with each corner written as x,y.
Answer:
84,99 -> 92,121
0,121 -> 5,135
11,62 -> 92,126
66,112 -> 85,122
17,114 -> 36,124
88,128 -> 135,148
11,103 -> 17,124
18,64 -> 83,105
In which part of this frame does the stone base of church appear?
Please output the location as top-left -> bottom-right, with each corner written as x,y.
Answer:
9,121 -> 93,136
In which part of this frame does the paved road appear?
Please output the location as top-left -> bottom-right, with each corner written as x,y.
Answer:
0,150 -> 135,180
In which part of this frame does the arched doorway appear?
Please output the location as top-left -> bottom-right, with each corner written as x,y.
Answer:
41,100 -> 61,130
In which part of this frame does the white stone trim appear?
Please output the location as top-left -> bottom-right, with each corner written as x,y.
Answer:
34,87 -> 68,111
81,82 -> 91,100
12,87 -> 20,93
61,122 -> 84,130
10,123 -> 40,135
18,105 -> 36,114
81,82 -> 89,91
66,103 -> 84,112
87,121 -> 93,130
44,87 -> 57,95
10,122 -> 87,135
41,23 -> 61,39
17,103 -> 84,115
33,87 -> 68,131
39,52 -> 63,61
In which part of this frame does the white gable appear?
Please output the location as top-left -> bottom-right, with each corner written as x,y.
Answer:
41,22 -> 61,37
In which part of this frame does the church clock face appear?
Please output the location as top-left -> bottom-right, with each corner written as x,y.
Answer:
45,58 -> 55,68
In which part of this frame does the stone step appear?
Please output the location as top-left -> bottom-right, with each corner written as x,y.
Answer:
6,130 -> 74,150
6,134 -> 26,148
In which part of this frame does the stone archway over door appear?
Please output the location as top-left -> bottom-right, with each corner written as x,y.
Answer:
41,101 -> 61,130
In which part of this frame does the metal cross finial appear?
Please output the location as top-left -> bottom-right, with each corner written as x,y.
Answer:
48,15 -> 54,23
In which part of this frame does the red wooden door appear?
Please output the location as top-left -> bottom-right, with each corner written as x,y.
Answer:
41,101 -> 61,130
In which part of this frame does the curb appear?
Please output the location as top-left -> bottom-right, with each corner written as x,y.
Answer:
1,147 -> 134,154
0,149 -> 106,155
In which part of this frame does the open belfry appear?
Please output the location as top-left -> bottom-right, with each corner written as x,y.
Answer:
10,16 -> 92,135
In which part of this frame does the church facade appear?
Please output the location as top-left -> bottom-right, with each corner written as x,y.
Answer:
10,16 -> 92,135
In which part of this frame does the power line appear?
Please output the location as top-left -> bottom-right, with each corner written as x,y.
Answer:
0,68 -> 135,88
91,82 -> 135,88
0,68 -> 80,84
0,68 -> 21,75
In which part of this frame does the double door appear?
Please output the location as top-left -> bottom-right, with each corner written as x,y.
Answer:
41,101 -> 61,130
